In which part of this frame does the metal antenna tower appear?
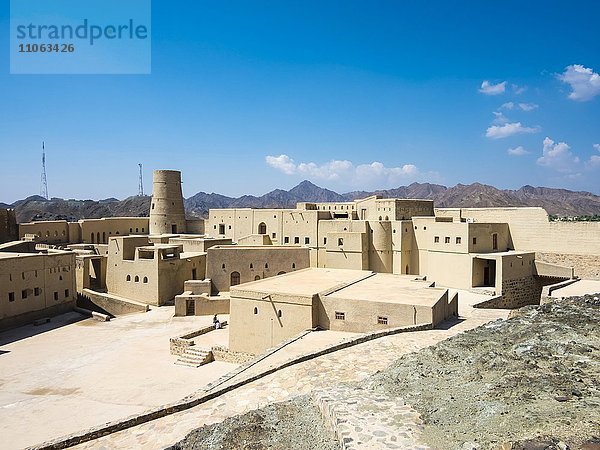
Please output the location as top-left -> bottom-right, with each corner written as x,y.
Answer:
138,163 -> 144,196
40,141 -> 49,200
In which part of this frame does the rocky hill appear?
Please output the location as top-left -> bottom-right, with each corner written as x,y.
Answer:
6,181 -> 600,223
11,195 -> 151,223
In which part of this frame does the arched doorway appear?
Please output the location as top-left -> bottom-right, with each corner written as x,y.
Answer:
230,271 -> 241,287
258,222 -> 267,234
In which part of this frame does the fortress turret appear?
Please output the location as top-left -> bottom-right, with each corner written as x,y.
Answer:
149,170 -> 187,235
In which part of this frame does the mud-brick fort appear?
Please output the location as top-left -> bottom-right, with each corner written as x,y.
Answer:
1,169 -> 599,353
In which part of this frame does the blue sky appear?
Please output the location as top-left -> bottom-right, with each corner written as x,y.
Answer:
1,0 -> 599,202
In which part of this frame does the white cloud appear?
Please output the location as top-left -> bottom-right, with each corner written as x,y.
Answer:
586,144 -> 600,168
589,155 -> 600,168
537,137 -> 580,172
507,146 -> 529,156
486,122 -> 541,139
512,84 -> 527,95
492,111 -> 509,125
518,102 -> 538,111
265,154 -> 297,175
479,80 -> 506,95
499,101 -> 537,111
558,64 -> 600,101
265,155 -> 434,189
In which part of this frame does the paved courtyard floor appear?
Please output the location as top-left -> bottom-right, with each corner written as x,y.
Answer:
0,308 -> 236,449
552,279 -> 600,298
71,290 -> 509,449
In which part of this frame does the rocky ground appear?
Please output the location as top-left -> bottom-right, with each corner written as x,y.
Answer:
167,396 -> 339,450
169,295 -> 599,450
366,294 -> 600,449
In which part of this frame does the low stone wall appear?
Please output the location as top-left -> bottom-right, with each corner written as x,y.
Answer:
475,276 -> 545,309
474,274 -> 574,309
211,345 -> 255,364
534,260 -> 574,278
536,252 -> 600,280
79,289 -> 149,316
169,322 -> 228,356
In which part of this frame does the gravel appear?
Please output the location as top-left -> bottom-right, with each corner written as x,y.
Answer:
365,294 -> 600,449
166,396 -> 339,450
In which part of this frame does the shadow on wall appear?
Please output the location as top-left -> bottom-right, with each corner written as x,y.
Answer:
76,293 -> 115,318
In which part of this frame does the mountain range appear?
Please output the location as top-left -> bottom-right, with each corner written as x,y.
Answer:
4,180 -> 600,223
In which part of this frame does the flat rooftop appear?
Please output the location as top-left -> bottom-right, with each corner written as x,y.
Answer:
231,268 -> 373,296
473,250 -> 534,258
211,245 -> 308,250
326,273 -> 445,307
231,269 -> 447,306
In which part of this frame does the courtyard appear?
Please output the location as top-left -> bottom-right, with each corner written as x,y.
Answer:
0,307 -> 234,449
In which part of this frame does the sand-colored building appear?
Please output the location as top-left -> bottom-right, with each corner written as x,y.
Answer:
174,244 -> 311,316
206,245 -> 310,294
205,197 -> 433,271
229,268 -> 457,354
9,168 -> 596,323
0,241 -> 76,330
205,193 -> 596,308
435,207 -> 600,280
19,217 -> 150,245
106,236 -> 205,306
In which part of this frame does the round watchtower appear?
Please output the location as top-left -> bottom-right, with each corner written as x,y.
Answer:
149,170 -> 187,235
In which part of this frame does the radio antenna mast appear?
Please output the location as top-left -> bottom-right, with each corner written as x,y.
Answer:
40,141 -> 49,200
138,163 -> 144,196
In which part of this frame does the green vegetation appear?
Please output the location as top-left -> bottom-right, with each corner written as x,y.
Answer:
549,214 -> 600,222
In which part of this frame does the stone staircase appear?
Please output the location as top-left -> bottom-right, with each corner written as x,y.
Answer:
174,347 -> 213,368
312,385 -> 429,450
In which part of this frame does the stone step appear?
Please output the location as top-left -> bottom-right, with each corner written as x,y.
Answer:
174,347 -> 213,368
178,355 -> 205,363
312,385 -> 429,450
174,360 -> 201,368
185,348 -> 210,356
